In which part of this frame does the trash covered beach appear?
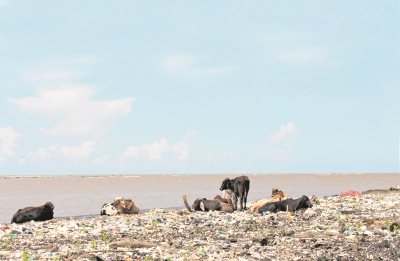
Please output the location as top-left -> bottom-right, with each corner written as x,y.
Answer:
2,188 -> 400,261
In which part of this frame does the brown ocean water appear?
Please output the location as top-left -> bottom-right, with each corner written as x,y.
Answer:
1,173 -> 398,224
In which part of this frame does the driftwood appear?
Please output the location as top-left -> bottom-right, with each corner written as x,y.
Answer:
183,194 -> 192,212
294,231 -> 322,238
109,240 -> 157,249
166,212 -> 190,219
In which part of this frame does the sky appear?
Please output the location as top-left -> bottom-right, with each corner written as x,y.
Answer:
0,1 -> 399,175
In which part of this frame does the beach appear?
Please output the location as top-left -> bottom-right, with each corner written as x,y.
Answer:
1,188 -> 400,260
0,173 -> 398,223
0,173 -> 399,260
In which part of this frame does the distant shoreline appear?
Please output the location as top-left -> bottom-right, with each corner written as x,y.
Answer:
0,172 -> 398,179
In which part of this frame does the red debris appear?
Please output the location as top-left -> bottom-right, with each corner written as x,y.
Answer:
1,225 -> 10,230
340,190 -> 362,198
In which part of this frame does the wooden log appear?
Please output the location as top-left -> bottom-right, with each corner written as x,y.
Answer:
109,240 -> 157,249
183,194 -> 192,212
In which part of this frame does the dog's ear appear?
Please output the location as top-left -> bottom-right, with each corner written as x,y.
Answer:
126,200 -> 133,210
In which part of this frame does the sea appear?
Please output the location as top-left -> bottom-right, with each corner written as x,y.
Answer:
1,173 -> 398,224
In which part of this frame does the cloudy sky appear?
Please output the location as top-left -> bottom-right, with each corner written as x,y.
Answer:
1,1 -> 399,175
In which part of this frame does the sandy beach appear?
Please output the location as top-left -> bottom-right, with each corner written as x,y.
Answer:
1,187 -> 400,261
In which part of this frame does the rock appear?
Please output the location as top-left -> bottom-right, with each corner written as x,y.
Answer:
389,186 -> 400,191
109,240 -> 157,249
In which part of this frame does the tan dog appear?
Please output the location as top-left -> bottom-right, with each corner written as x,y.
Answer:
114,197 -> 140,214
249,198 -> 283,213
272,188 -> 290,200
310,195 -> 320,205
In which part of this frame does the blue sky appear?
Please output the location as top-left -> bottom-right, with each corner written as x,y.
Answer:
0,1 -> 399,175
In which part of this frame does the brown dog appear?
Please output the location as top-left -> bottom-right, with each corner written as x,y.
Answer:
214,195 -> 233,209
114,197 -> 140,214
272,188 -> 289,200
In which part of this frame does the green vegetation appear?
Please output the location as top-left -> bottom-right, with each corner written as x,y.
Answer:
180,251 -> 188,260
269,227 -> 275,234
2,238 -> 9,249
199,246 -> 206,256
21,252 -> 29,261
251,222 -> 256,231
103,232 -> 112,242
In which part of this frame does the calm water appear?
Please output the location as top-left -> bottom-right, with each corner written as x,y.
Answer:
1,173 -> 398,224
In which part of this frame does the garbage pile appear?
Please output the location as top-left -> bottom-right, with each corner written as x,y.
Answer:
1,189 -> 400,260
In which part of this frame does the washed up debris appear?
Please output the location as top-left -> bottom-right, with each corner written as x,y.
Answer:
109,240 -> 157,249
389,185 -> 400,191
3,188 -> 400,260
340,190 -> 362,198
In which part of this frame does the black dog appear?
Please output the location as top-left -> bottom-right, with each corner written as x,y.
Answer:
11,202 -> 54,224
258,195 -> 312,214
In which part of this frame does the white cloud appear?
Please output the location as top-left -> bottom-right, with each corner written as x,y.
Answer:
162,54 -> 237,78
185,129 -> 199,138
92,155 -> 108,166
274,46 -> 331,64
123,146 -> 140,158
123,129 -> 198,164
18,158 -> 26,165
172,141 -> 189,162
0,127 -> 21,164
9,86 -> 136,137
172,129 -> 199,162
56,141 -> 96,160
264,148 -> 292,162
124,137 -> 169,164
268,122 -> 298,143
206,151 -> 234,162
141,137 -> 169,162
27,141 -> 96,162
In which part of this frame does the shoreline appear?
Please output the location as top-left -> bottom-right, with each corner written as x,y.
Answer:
1,172 -> 398,179
3,187 -> 394,224
2,188 -> 400,260
4,187 -> 390,223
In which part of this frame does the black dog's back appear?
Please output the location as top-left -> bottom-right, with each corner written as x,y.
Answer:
258,203 -> 276,213
258,196 -> 312,214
